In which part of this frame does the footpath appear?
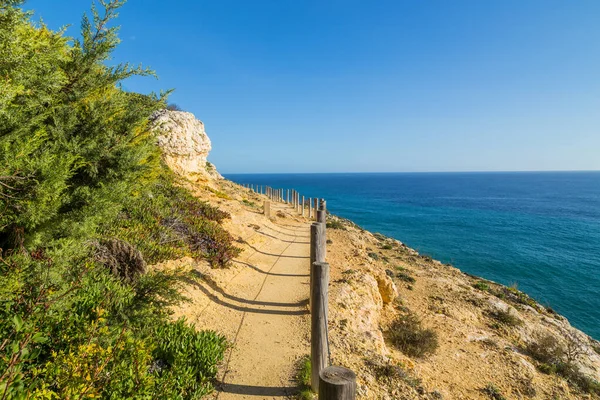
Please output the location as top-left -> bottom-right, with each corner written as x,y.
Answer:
184,201 -> 311,399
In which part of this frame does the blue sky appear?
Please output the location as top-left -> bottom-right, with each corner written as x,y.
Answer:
25,0 -> 600,173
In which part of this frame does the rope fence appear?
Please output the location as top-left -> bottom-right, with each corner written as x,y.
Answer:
242,183 -> 357,399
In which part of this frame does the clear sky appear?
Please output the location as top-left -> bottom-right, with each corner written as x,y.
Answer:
24,0 -> 600,173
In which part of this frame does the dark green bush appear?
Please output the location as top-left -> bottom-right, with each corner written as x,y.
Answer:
396,272 -> 416,284
0,1 -> 236,397
388,312 -> 438,358
473,281 -> 490,291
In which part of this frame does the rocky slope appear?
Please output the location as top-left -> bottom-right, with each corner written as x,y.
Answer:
323,215 -> 600,399
152,111 -> 600,398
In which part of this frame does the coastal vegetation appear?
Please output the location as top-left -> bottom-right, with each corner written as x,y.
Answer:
388,312 -> 439,358
294,355 -> 312,400
0,1 -> 237,398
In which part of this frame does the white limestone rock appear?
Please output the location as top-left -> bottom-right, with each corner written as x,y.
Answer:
150,110 -> 222,180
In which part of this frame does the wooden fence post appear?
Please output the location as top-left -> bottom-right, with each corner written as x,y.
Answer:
319,366 -> 357,400
310,222 -> 326,310
302,196 -> 305,217
264,201 -> 270,218
309,197 -> 313,219
311,261 -> 330,393
317,209 -> 326,224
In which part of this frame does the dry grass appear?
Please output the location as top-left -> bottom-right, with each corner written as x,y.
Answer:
388,312 -> 439,358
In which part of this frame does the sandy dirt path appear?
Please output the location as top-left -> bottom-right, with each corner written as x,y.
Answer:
190,201 -> 311,399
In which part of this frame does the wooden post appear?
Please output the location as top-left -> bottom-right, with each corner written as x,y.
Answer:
313,198 -> 318,220
302,196 -> 305,217
317,209 -> 326,224
309,197 -> 312,219
320,199 -> 327,212
264,201 -> 270,218
311,261 -> 330,393
310,222 -> 326,310
319,366 -> 357,400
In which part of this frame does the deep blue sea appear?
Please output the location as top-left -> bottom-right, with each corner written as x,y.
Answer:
225,172 -> 600,339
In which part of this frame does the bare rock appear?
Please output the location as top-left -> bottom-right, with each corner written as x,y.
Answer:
375,272 -> 398,304
149,110 -> 222,180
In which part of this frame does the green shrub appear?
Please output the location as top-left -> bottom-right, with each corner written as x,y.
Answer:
489,309 -> 522,327
396,272 -> 416,284
366,358 -> 421,387
242,199 -> 256,207
153,319 -> 227,397
389,313 -> 438,357
326,220 -> 346,230
483,383 -> 507,400
295,355 -> 313,399
381,243 -> 394,250
473,281 -> 489,291
527,332 -> 600,395
367,252 -> 379,260
0,1 -> 236,397
526,333 -> 564,365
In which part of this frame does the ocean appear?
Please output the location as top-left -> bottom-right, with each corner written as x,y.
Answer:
225,172 -> 600,339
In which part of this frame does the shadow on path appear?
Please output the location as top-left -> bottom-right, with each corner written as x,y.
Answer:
191,270 -> 308,308
261,224 -> 310,239
242,242 -> 309,259
217,383 -> 297,396
255,229 -> 310,244
190,281 -> 309,316
233,260 -> 309,278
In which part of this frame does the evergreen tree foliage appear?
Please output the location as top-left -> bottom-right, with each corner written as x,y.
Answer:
0,1 -> 238,398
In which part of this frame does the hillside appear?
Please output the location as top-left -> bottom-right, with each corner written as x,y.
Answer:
171,171 -> 600,399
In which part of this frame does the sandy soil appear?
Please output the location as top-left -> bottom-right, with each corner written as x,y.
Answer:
165,182 -> 312,399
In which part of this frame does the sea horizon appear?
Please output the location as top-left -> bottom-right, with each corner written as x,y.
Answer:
226,171 -> 600,339
224,170 -> 600,175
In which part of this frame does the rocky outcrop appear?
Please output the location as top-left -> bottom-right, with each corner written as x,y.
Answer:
149,110 -> 222,180
375,272 -> 398,304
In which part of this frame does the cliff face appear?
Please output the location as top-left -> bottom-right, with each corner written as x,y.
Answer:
323,215 -> 600,399
163,177 -> 600,399
150,110 -> 222,180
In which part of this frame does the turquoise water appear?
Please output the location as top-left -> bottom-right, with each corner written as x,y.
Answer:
225,172 -> 600,339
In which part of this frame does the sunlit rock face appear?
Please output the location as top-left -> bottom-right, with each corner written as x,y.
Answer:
150,110 -> 222,180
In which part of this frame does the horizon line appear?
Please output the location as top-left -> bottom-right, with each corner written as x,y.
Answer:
221,169 -> 600,175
